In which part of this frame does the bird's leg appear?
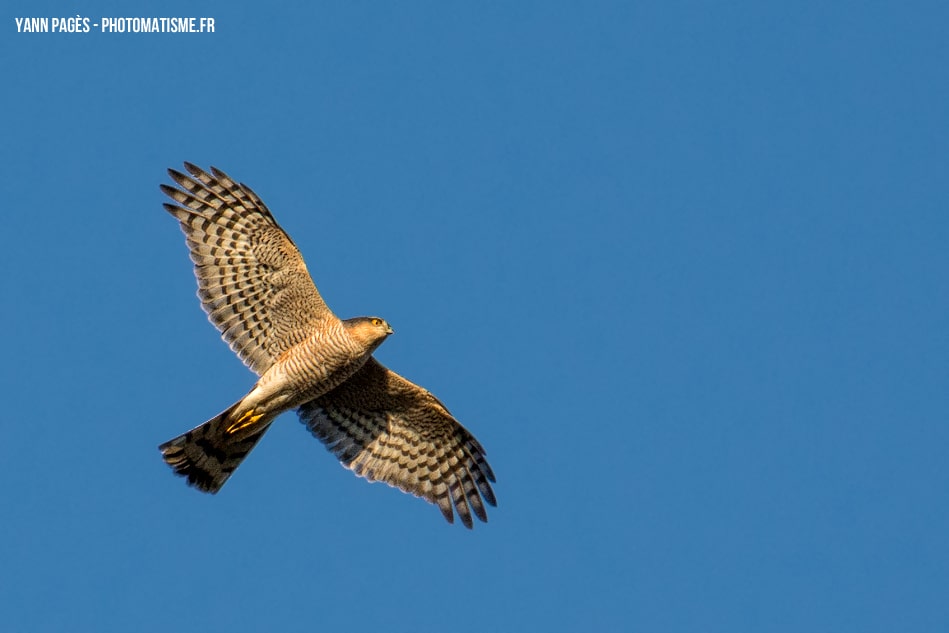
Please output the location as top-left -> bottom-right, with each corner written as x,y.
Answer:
225,409 -> 266,435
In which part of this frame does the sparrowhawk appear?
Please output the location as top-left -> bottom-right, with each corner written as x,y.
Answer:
158,163 -> 496,528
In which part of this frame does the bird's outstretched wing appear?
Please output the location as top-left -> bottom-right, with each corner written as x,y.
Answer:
161,163 -> 336,375
298,358 -> 497,528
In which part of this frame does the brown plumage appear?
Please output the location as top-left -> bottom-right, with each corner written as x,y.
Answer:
159,163 -> 496,528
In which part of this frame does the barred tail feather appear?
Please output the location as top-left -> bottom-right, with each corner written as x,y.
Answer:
159,403 -> 272,493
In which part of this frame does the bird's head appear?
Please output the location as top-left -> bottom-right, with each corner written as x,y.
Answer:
343,316 -> 394,353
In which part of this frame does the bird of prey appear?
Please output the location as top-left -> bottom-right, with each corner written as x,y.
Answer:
158,163 -> 496,528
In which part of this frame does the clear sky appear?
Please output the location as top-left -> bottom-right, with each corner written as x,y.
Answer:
3,1 -> 949,631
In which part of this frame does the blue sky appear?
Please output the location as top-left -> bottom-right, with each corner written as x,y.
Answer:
3,1 -> 949,631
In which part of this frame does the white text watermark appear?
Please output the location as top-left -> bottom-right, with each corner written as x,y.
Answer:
14,16 -> 216,34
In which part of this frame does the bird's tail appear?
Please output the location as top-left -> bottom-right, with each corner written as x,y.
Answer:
159,402 -> 273,493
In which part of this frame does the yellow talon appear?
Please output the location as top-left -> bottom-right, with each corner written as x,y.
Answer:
226,410 -> 265,434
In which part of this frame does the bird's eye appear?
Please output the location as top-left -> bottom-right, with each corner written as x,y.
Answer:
371,318 -> 381,326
